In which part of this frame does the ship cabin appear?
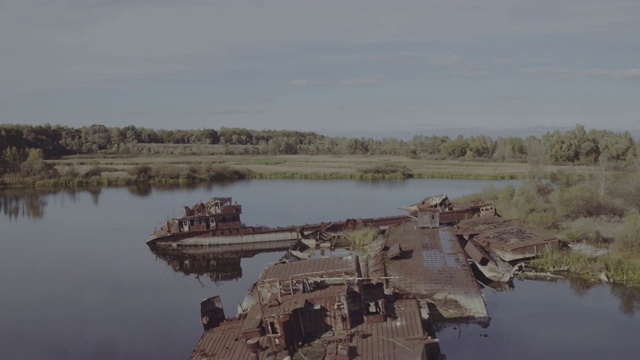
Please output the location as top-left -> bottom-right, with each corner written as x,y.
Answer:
160,197 -> 243,236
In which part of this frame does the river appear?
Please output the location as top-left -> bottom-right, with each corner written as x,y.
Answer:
1,179 -> 639,359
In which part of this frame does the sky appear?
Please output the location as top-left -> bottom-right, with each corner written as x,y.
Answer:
1,0 -> 639,135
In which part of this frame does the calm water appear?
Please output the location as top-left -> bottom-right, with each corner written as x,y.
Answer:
1,179 -> 639,359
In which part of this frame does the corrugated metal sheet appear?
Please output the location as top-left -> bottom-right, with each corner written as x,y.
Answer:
353,299 -> 429,359
259,255 -> 359,283
385,222 -> 488,320
191,319 -> 259,360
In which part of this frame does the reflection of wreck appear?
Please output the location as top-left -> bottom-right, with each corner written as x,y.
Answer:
454,217 -> 559,283
148,196 -> 410,247
148,243 -> 293,282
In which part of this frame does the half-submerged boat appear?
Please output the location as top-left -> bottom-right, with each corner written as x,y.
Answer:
147,197 -> 302,247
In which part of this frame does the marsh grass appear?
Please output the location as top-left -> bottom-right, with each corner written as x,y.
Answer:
347,227 -> 381,248
414,172 -> 520,180
533,247 -> 640,284
559,217 -> 618,245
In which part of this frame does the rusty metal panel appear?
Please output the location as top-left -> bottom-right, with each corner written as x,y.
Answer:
352,299 -> 436,359
259,255 -> 359,283
385,223 -> 489,320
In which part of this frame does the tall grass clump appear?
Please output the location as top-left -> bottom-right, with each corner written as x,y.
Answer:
533,247 -> 640,284
202,164 -> 252,181
359,163 -> 413,179
347,227 -> 381,248
612,210 -> 640,255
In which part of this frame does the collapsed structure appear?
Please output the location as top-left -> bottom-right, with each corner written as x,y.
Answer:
192,254 -> 443,360
454,217 -> 559,282
145,194 -> 559,359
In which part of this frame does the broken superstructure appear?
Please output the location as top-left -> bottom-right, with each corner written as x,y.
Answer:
190,196 -> 497,359
453,217 -> 559,283
192,254 -> 444,360
148,196 -> 410,248
400,193 -> 497,226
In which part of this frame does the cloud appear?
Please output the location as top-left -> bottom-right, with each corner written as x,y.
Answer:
340,76 -> 385,86
290,76 -> 385,87
368,54 -> 414,64
2,0 -> 637,97
289,79 -> 330,87
426,55 -> 491,78
492,58 -> 514,66
519,67 -> 573,79
520,67 -> 640,83
495,96 -> 522,101
580,68 -> 640,82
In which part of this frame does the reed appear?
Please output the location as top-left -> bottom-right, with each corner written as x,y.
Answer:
532,247 -> 640,284
347,227 -> 381,248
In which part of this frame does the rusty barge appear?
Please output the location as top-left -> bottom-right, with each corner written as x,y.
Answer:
189,211 -> 499,359
178,195 -> 565,359
147,196 -> 409,247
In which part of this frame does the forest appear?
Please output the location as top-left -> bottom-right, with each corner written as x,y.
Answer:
1,123 -> 637,178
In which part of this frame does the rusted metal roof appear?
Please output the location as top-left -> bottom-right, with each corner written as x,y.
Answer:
261,284 -> 346,318
352,299 -> 438,359
259,255 -> 359,283
455,218 -> 558,261
385,222 -> 489,320
191,319 -> 283,360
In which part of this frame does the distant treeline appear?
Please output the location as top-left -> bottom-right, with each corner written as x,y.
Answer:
1,123 -> 637,174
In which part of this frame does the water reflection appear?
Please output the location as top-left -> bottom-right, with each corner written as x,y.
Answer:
0,189 -> 101,220
0,191 -> 47,219
147,244 -> 290,282
566,277 -> 640,317
128,181 -> 237,197
0,183 -> 236,220
127,184 -> 153,197
610,283 -> 640,317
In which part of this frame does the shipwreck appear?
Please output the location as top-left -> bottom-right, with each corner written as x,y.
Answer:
147,196 -> 409,247
454,217 -> 559,283
192,254 -> 444,360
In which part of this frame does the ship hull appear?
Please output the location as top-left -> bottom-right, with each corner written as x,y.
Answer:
148,229 -> 301,247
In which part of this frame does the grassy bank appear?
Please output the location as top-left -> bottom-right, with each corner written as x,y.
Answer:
0,153 -> 602,189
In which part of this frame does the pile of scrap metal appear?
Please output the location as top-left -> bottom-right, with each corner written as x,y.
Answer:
400,193 -> 498,226
453,217 -> 559,283
191,254 -> 444,360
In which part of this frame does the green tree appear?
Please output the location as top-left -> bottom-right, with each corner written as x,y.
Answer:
21,148 -> 56,179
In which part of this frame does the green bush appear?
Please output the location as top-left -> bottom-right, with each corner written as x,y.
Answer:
359,163 -> 413,178
613,210 -> 640,254
561,218 -> 611,244
128,165 -> 152,182
348,227 -> 380,248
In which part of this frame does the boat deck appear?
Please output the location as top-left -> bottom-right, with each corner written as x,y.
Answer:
385,223 -> 489,321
